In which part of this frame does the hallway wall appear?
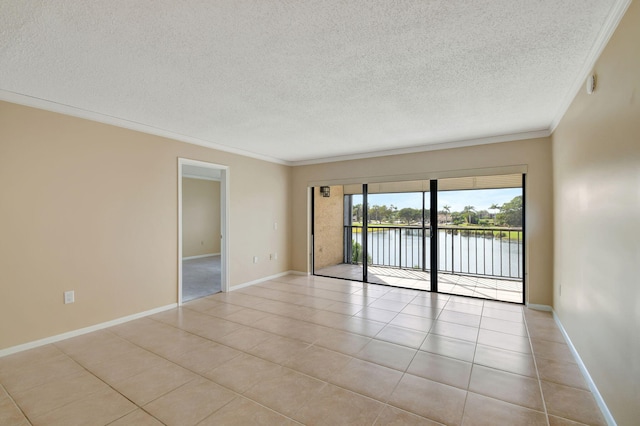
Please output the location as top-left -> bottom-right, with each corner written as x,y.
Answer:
551,1 -> 640,424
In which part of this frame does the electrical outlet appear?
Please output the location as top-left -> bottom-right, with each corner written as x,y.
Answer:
274,252 -> 278,260
64,290 -> 75,304
253,256 -> 258,264
273,222 -> 278,231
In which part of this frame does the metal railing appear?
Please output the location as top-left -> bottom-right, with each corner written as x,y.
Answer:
344,225 -> 523,279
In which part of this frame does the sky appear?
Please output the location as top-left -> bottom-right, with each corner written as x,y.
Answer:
354,188 -> 522,213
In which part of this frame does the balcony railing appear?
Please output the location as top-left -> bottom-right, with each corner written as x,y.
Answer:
344,225 -> 523,279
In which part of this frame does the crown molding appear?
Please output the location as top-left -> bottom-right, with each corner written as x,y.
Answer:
0,90 -> 290,166
550,0 -> 632,133
290,129 -> 550,166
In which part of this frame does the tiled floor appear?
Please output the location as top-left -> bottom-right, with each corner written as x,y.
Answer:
0,274 -> 605,425
315,264 -> 523,303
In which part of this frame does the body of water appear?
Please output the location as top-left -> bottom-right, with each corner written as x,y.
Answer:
351,227 -> 523,279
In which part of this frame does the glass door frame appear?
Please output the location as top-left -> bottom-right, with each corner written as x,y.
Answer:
311,174 -> 526,305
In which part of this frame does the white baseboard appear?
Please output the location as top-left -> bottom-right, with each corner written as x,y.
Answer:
0,303 -> 177,358
183,253 -> 220,260
229,270 -> 303,291
552,311 -> 617,426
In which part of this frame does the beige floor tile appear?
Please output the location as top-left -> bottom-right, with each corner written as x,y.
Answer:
443,301 -> 484,316
202,303 -> 244,318
181,297 -> 222,313
484,300 -> 522,312
531,338 -> 576,363
137,328 -> 212,359
309,310 -> 353,328
111,317 -> 177,339
528,324 -> 567,343
449,295 -> 485,306
0,345 -> 64,376
477,328 -> 531,354
214,326 -> 274,351
244,368 -> 326,417
524,307 -> 553,320
482,307 -> 524,322
473,344 -> 536,377
431,321 -> 479,343
412,294 -> 449,306
223,307 -> 272,325
480,316 -> 528,336
356,339 -> 417,371
294,383 -> 385,425
329,357 -> 403,402
198,396 -> 299,425
144,377 -> 237,426
407,350 -> 472,389
283,345 -> 352,380
338,317 -> 387,337
541,381 -> 606,426
313,328 -> 372,355
0,386 -> 30,426
548,415 -> 590,426
110,363 -> 197,405
0,353 -> 85,394
355,306 -> 399,323
402,303 -> 442,319
536,358 -> 588,390
181,316 -> 244,342
438,310 -> 482,327
368,298 -> 408,312
375,325 -> 428,348
85,347 -> 170,384
109,409 -> 164,425
389,313 -> 433,332
204,353 -> 284,393
54,331 -> 139,367
420,333 -> 477,362
164,340 -> 242,374
11,371 -> 109,419
461,392 -> 547,426
246,335 -> 310,364
31,388 -> 135,426
373,405 -> 442,425
389,373 -> 467,425
468,365 -> 544,411
278,321 -> 330,344
322,301 -> 364,315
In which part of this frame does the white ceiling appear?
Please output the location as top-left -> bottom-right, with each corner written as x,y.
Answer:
0,1 -> 628,165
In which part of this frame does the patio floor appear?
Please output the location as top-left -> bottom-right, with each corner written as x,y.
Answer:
315,264 -> 523,303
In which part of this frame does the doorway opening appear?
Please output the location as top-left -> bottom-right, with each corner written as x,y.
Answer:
178,158 -> 229,305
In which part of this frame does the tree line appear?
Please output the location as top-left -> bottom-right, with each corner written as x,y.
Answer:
352,195 -> 522,227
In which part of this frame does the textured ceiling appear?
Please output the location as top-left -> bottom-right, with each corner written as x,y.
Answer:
0,1 -> 626,164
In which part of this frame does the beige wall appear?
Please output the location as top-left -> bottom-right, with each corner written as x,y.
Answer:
551,2 -> 640,424
0,101 -> 291,349
313,185 -> 345,269
292,137 -> 554,305
182,178 -> 221,258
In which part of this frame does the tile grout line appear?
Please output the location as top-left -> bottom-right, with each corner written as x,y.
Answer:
0,383 -> 34,426
522,309 -> 551,426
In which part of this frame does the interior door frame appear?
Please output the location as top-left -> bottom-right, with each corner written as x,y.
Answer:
178,158 -> 230,305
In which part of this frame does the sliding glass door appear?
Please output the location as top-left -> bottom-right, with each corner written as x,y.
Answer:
312,174 -> 524,303
436,175 -> 524,303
